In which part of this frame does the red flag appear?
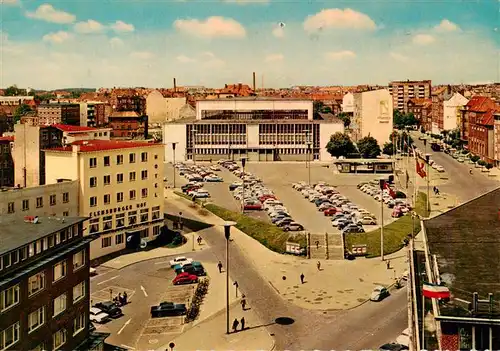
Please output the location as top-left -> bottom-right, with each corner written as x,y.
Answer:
416,156 -> 427,178
380,180 -> 396,198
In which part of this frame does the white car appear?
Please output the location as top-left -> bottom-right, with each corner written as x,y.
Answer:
396,328 -> 410,347
357,216 -> 377,225
169,256 -> 193,267
89,267 -> 97,276
90,307 -> 110,324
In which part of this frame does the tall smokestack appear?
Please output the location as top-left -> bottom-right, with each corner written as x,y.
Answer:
173,78 -> 177,92
252,72 -> 256,92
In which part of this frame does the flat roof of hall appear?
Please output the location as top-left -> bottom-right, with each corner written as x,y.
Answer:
197,97 -> 313,102
0,216 -> 88,255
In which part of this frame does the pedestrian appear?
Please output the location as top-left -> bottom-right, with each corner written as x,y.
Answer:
240,317 -> 246,330
470,169 -> 473,175
197,236 -> 202,245
315,240 -> 319,249
300,273 -> 305,284
386,260 -> 391,270
241,297 -> 247,310
123,291 -> 128,304
317,261 -> 321,271
217,261 -> 223,273
232,318 -> 239,332
436,187 -> 440,195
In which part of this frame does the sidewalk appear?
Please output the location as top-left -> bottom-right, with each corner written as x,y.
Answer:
159,302 -> 275,351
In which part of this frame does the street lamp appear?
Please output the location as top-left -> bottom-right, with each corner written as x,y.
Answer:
425,154 -> 431,215
304,130 -> 309,169
223,221 -> 236,334
192,128 -> 197,165
378,177 -> 386,261
172,142 -> 178,188
240,157 -> 247,213
306,131 -> 312,186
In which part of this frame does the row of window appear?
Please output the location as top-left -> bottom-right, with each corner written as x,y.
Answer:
190,148 -> 318,155
89,170 -> 150,187
89,188 -> 150,207
90,207 -> 160,234
0,226 -> 79,272
1,311 -> 85,351
89,152 -> 151,168
101,225 -> 161,248
7,192 -> 70,213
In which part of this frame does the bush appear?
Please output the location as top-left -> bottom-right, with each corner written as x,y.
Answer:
395,191 -> 407,199
478,160 -> 487,167
486,163 -> 494,170
185,279 -> 210,323
471,155 -> 480,163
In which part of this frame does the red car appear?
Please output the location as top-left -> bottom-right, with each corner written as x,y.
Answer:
258,195 -> 276,202
323,208 -> 337,216
173,272 -> 198,285
244,202 -> 262,210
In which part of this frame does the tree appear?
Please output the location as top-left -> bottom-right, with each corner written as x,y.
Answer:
357,136 -> 381,158
13,104 -> 32,123
471,155 -> 480,163
325,132 -> 357,158
337,112 -> 351,128
486,163 -> 494,170
383,142 -> 395,155
5,85 -> 26,96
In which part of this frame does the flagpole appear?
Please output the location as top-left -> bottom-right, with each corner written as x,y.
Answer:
422,293 -> 426,350
380,178 -> 384,261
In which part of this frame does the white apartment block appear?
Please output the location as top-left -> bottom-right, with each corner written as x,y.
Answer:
44,140 -> 164,259
443,92 -> 469,131
352,89 -> 394,146
163,98 -> 344,163
342,93 -> 354,113
389,80 -> 432,113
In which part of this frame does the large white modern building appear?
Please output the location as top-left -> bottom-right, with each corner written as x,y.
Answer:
352,89 -> 393,146
163,98 -> 344,162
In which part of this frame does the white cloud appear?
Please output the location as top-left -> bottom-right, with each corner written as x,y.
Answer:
111,20 -> 135,33
201,52 -> 225,68
265,53 -> 284,62
109,37 -> 124,47
177,55 -> 196,63
174,16 -> 246,38
74,20 -> 106,34
434,19 -> 460,32
389,52 -> 409,62
304,8 -> 377,32
412,33 -> 436,45
42,31 -> 71,44
325,50 -> 356,60
26,4 -> 76,24
272,25 -> 285,38
1,0 -> 18,5
223,0 -> 269,4
130,51 -> 155,59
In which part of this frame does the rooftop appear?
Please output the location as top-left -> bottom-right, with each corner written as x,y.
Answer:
423,187 -> 500,317
198,97 -> 314,102
109,111 -> 141,118
52,124 -> 98,132
0,136 -> 14,142
39,102 -> 80,107
0,216 -> 87,255
45,139 -> 161,153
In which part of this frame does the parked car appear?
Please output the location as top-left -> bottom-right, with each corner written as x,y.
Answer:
169,256 -> 193,267
229,182 -> 243,191
396,328 -> 410,347
342,224 -> 365,234
370,286 -> 390,302
191,190 -> 210,199
93,302 -> 123,318
275,218 -> 294,227
357,216 -> 377,225
392,209 -> 403,218
283,222 -> 304,231
323,207 -> 337,216
89,307 -> 110,324
173,261 -> 204,274
150,302 -> 187,318
379,343 -> 409,351
204,175 -> 223,182
173,272 -> 199,285
244,201 -> 263,210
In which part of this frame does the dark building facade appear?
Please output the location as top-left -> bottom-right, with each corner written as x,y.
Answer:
37,104 -> 81,126
0,136 -> 14,187
0,216 -> 107,351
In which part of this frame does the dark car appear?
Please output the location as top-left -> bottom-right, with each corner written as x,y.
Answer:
379,343 -> 408,351
175,262 -> 207,276
93,302 -> 123,319
275,218 -> 294,227
337,220 -> 354,230
150,302 -> 187,318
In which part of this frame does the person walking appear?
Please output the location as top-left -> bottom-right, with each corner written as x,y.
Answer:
316,261 -> 321,271
217,261 -> 223,273
232,318 -> 239,332
123,291 -> 128,304
240,317 -> 246,330
300,273 -> 305,284
315,240 -> 319,249
241,297 -> 247,310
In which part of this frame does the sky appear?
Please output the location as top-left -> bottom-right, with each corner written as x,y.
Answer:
0,0 -> 499,90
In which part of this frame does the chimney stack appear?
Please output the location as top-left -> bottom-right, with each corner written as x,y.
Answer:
253,72 -> 256,91
173,78 -> 177,92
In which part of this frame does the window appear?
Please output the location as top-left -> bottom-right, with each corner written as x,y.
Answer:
129,153 -> 136,163
104,156 -> 110,166
73,312 -> 85,336
0,285 -> 20,311
52,329 -> 67,350
50,194 -> 56,206
89,157 -> 97,168
128,211 -> 137,225
22,199 -> 29,211
53,293 -> 67,317
117,173 -> 124,183
102,237 -> 112,248
19,246 -> 28,261
63,211 -> 69,217
28,272 -> 45,296
103,215 -> 112,230
116,154 -> 124,165
73,250 -> 85,271
63,192 -> 69,203
90,177 -> 97,188
141,188 -> 148,198
104,194 -> 111,205
36,197 -> 43,208
153,225 -> 161,236
7,202 -> 14,214
154,154 -> 158,160
115,234 -> 124,245
117,192 -> 124,203
90,196 -> 97,207
73,281 -> 85,303
129,190 -> 136,200
116,213 -> 125,228
11,251 -> 18,265
28,306 -> 45,333
1,322 -> 20,350
141,152 -> 148,162
53,260 -> 67,282
30,343 -> 45,351
129,171 -> 136,181
103,175 -> 111,185
141,170 -> 148,180
140,208 -> 149,222
89,218 -> 99,234
152,206 -> 160,220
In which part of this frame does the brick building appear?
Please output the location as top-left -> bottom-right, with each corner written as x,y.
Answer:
388,80 -> 432,113
109,96 -> 148,139
407,98 -> 433,131
0,136 -> 14,187
37,104 -> 81,126
431,86 -> 453,133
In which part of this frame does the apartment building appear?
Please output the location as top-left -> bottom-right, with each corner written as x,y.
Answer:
388,80 -> 432,113
431,86 -> 453,133
0,180 -> 79,217
79,102 -> 106,127
341,92 -> 354,114
146,90 -> 187,123
443,92 -> 469,131
352,89 -> 393,146
0,216 -> 108,351
407,98 -> 432,131
0,136 -> 14,187
108,111 -> 148,139
44,140 -> 164,259
37,103 -> 80,126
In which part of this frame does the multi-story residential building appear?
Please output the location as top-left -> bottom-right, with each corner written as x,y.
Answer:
53,124 -> 111,145
115,96 -> 146,116
443,92 -> 469,131
388,80 -> 432,113
44,140 -> 164,259
431,86 -> 453,133
146,90 -> 187,123
351,89 -> 393,146
0,180 -> 79,216
407,98 -> 433,131
163,98 -> 344,162
0,136 -> 14,187
108,112 -> 148,139
0,215 -> 108,351
37,103 -> 80,126
341,92 -> 354,114
79,102 -> 106,127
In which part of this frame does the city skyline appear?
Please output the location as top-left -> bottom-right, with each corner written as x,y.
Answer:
1,0 -> 498,90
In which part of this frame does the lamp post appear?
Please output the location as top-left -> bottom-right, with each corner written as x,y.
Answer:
240,157 -> 247,213
425,154 -> 431,215
379,177 -> 385,261
172,142 -> 178,188
192,128 -> 197,165
223,221 -> 236,334
304,130 -> 309,169
306,133 -> 312,186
